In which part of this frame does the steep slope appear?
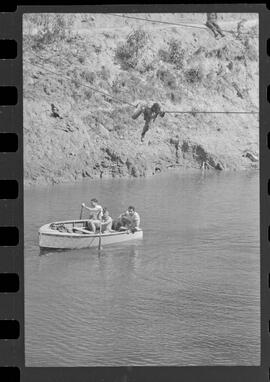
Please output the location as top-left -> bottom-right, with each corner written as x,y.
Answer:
23,13 -> 259,186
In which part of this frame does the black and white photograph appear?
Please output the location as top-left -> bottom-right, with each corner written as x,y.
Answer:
23,11 -> 260,367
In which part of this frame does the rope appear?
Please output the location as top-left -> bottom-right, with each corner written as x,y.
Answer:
30,51 -> 131,98
107,13 -> 208,31
25,54 -> 259,115
165,110 -> 258,115
107,13 -> 258,37
26,57 -> 136,107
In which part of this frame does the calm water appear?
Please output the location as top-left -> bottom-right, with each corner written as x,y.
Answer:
25,170 -> 260,366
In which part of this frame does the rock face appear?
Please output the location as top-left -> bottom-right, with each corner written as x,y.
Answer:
23,13 -> 259,186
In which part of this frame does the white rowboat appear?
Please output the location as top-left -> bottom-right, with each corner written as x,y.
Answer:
39,220 -> 143,250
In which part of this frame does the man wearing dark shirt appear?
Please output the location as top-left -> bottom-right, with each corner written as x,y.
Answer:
132,101 -> 165,142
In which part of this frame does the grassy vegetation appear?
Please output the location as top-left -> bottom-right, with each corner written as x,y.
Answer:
26,14 -> 75,49
158,39 -> 185,70
115,29 -> 149,70
23,14 -> 259,185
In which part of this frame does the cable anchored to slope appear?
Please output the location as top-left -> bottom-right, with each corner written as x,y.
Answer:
165,110 -> 258,115
107,13 -> 208,31
26,54 -> 259,115
106,13 -> 258,36
26,58 -> 135,107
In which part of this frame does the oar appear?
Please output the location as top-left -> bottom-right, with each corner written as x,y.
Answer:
98,222 -> 102,251
79,204 -> 84,220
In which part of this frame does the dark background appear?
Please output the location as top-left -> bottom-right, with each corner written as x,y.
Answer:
0,3 -> 269,382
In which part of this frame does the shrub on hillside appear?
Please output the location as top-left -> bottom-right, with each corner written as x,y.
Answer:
158,49 -> 170,63
185,65 -> 204,84
92,44 -> 102,55
115,29 -> 149,70
81,70 -> 96,84
156,68 -> 177,89
168,90 -> 182,104
159,39 -> 185,70
249,24 -> 259,38
67,68 -> 82,92
111,73 -> 130,93
111,80 -> 122,94
236,20 -> 258,40
78,55 -> 86,64
136,58 -> 156,74
84,89 -> 93,99
98,66 -> 111,81
242,37 -> 258,61
27,14 -> 75,48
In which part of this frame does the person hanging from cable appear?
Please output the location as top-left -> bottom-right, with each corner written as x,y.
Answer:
206,13 -> 225,38
132,101 -> 165,142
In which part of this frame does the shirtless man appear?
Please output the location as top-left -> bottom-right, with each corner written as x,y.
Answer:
100,208 -> 113,233
114,206 -> 141,232
81,198 -> 103,232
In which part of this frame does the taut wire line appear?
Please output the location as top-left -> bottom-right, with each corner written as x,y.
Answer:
25,54 -> 259,115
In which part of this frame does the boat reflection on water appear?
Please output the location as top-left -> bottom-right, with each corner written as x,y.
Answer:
39,239 -> 143,257
39,247 -> 67,256
36,242 -> 143,283
25,171 -> 260,366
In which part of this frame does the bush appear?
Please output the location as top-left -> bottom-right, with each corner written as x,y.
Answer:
168,91 -> 182,103
159,39 -> 185,70
84,89 -> 93,99
126,29 -> 148,53
78,55 -> 86,64
158,49 -> 170,62
67,68 -> 81,89
115,44 -> 136,69
243,37 -> 258,61
156,68 -> 177,89
98,66 -> 110,81
92,44 -> 102,54
136,58 -> 155,74
115,29 -> 149,70
111,80 -> 122,94
185,66 -> 204,84
81,70 -> 95,84
111,73 -> 130,93
249,24 -> 258,38
27,14 -> 75,47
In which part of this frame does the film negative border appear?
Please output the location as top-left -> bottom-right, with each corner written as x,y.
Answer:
0,7 -> 22,382
262,5 -> 270,382
0,3 -> 268,382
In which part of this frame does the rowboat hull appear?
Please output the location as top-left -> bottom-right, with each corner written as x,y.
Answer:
39,220 -> 143,250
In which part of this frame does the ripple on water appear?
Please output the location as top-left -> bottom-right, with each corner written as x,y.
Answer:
25,171 -> 260,366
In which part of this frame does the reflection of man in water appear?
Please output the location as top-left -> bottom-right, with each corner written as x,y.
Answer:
206,13 -> 225,38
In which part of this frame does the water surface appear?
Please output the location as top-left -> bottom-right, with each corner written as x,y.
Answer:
25,170 -> 260,366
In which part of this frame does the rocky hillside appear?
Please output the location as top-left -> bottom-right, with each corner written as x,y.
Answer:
23,13 -> 259,186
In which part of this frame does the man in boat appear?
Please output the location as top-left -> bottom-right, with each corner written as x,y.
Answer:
81,198 -> 103,232
206,13 -> 225,38
132,101 -> 165,142
100,208 -> 113,233
113,206 -> 140,232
